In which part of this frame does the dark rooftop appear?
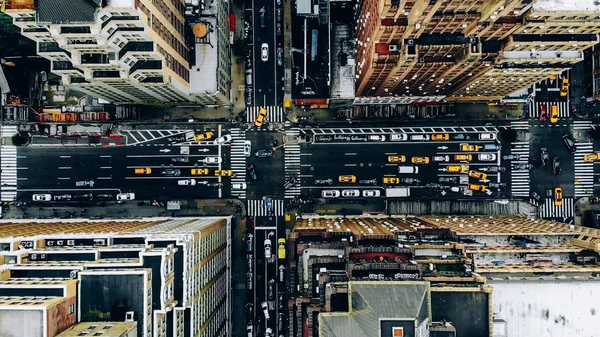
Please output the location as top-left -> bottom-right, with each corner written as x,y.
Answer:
37,0 -> 100,24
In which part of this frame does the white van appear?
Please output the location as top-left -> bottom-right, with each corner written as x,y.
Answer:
398,166 -> 419,174
390,133 -> 408,141
410,134 -> 430,141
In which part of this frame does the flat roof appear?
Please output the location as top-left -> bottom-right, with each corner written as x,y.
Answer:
476,262 -> 600,274
533,0 -> 600,11
189,18 -> 219,95
465,245 -> 583,254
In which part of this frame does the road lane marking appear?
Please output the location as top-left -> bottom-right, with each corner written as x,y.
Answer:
345,164 -> 357,166
60,156 -> 71,158
58,167 -> 71,170
97,177 -> 112,180
100,155 -> 112,158
58,177 -> 70,180
100,167 -> 112,169
345,153 -> 357,155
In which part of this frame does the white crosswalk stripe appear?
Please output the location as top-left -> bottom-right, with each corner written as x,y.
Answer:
116,129 -> 194,146
1,126 -> 18,201
246,106 -> 286,123
229,128 -> 247,199
247,199 -> 285,216
284,129 -> 302,198
573,120 -> 593,130
537,197 -> 574,219
510,121 -> 529,130
574,142 -> 594,197
510,141 -> 530,197
528,101 -> 569,118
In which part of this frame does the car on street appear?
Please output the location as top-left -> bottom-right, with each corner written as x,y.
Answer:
390,133 -> 408,141
265,327 -> 273,337
255,108 -> 268,127
206,182 -> 223,188
204,157 -> 222,164
502,154 -> 521,161
362,190 -> 381,197
359,179 -> 378,185
541,148 -> 549,166
468,170 -> 487,180
341,189 -> 360,197
134,167 -> 152,174
74,193 -> 93,200
265,197 -> 274,216
213,134 -> 232,144
277,47 -> 283,67
410,134 -> 430,141
584,152 -> 600,162
388,155 -> 406,163
243,140 -> 251,157
261,301 -> 270,320
539,104 -> 547,121
161,169 -> 181,176
246,272 -> 253,290
454,154 -> 472,162
552,156 -> 561,175
483,144 -> 500,151
432,155 -> 450,162
479,133 -> 497,140
53,194 -> 72,201
368,135 -> 386,142
483,166 -> 506,173
315,179 -> 333,186
411,156 -> 430,164
438,177 -> 457,184
488,182 -> 506,189
171,156 -> 189,163
431,133 -> 450,141
554,187 -> 563,206
460,143 -> 480,152
191,168 -> 209,175
278,238 -> 286,259
478,153 -> 496,161
322,190 -> 341,198
247,164 -> 258,180
261,43 -> 269,61
469,184 -> 487,192
531,191 -> 542,202
562,134 -> 576,153
446,165 -> 468,173
453,134 -> 470,140
76,180 -> 94,187
560,78 -> 569,97
426,183 -> 442,190
215,170 -> 233,177
95,194 -> 113,199
246,233 -> 253,252
402,178 -> 421,185
33,194 -> 51,201
513,163 -> 533,170
232,182 -> 247,190
276,23 -> 282,36
382,176 -> 401,184
177,179 -> 196,186
264,239 -> 272,259
339,175 -> 356,183
116,193 -> 135,201
255,149 -> 273,157
193,131 -> 213,142
277,8 -> 282,21
550,105 -> 559,123
283,177 -> 296,189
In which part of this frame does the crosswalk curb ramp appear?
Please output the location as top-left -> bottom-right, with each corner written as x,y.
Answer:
246,106 -> 286,123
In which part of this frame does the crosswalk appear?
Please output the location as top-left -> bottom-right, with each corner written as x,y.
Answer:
510,120 -> 529,130
246,106 -> 286,124
537,197 -> 574,219
117,129 -> 194,146
528,101 -> 569,118
574,142 -> 595,197
573,120 -> 592,130
510,141 -> 530,197
247,199 -> 285,216
1,125 -> 19,202
284,129 -> 302,198
229,128 -> 247,199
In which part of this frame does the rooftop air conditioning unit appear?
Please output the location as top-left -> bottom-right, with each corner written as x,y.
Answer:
407,39 -> 414,46
125,311 -> 134,322
418,57 -> 425,62
388,44 -> 398,52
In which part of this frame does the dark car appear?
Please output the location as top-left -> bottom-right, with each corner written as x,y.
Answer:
247,272 -> 253,290
403,178 -> 421,185
268,279 -> 275,300
426,183 -> 442,190
75,180 -> 94,187
439,177 -> 457,184
245,303 -> 254,324
161,169 -> 181,176
488,182 -> 507,189
53,194 -> 72,201
206,182 -> 223,188
247,164 -> 258,180
531,191 -> 542,201
265,197 -> 274,216
171,157 -> 190,163
315,179 -> 333,186
502,154 -> 521,161
167,135 -> 186,142
482,166 -> 506,173
541,148 -> 549,167
74,193 -> 93,200
255,149 -> 273,157
562,134 -> 576,153
359,179 -> 377,185
95,194 -> 113,199
453,134 -> 470,140
247,254 -> 253,272
284,177 -> 296,189
277,47 -> 283,66
513,163 -> 533,170
278,292 -> 284,311
552,156 -> 561,175
246,233 -> 253,252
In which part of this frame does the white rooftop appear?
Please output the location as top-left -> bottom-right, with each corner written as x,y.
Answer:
106,0 -> 135,8
533,0 -> 600,11
189,18 -> 218,95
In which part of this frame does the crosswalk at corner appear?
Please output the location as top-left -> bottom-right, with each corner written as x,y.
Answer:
537,197 -> 574,219
229,128 -> 247,199
528,101 -> 569,118
284,129 -> 302,198
0,126 -> 18,202
247,199 -> 284,216
510,121 -> 529,130
510,141 -> 530,197
573,120 -> 593,130
574,141 -> 594,197
246,106 -> 286,123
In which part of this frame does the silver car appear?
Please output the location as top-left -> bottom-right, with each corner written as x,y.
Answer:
321,190 -> 340,198
478,153 -> 497,161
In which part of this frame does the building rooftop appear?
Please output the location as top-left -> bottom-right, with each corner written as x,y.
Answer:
533,0 -> 600,11
37,0 -> 100,24
56,322 -> 137,337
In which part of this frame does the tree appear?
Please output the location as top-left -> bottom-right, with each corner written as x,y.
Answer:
11,133 -> 28,146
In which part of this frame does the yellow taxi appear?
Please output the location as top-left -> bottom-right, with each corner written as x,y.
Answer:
191,168 -> 209,175
387,155 -> 406,163
550,105 -> 559,123
468,170 -> 487,180
554,187 -> 563,206
560,78 -> 569,97
215,170 -> 233,177
193,131 -> 213,142
447,165 -> 468,173
411,156 -> 430,164
469,184 -> 487,192
460,143 -> 480,152
278,238 -> 286,259
254,108 -> 268,127
431,133 -> 450,141
382,176 -> 401,184
550,74 -> 557,81
339,175 -> 356,183
134,167 -> 152,175
454,154 -> 472,162
584,152 -> 600,162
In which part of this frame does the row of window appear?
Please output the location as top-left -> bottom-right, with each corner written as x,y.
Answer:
196,272 -> 227,336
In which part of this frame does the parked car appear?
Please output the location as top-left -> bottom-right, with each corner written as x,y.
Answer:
53,194 -> 72,201
161,169 -> 181,176
541,148 -> 549,166
171,157 -> 189,163
321,190 -> 340,198
247,272 -> 253,290
255,149 -> 273,157
315,179 -> 333,186
247,164 -> 258,180
75,180 -> 94,187
341,189 -> 360,197
502,154 -> 521,160
362,190 -> 381,197
116,193 -> 135,201
453,134 -> 470,140
32,194 -> 51,201
552,156 -> 561,175
562,134 -> 576,153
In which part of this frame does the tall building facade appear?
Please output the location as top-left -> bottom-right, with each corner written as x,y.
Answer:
0,216 -> 232,337
1,0 -> 231,105
355,0 -> 600,102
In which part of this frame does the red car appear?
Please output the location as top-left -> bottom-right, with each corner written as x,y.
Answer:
539,103 -> 547,121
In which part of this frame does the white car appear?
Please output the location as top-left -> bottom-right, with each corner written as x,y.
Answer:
177,179 -> 197,186
390,133 -> 408,141
362,190 -> 381,197
264,239 -> 272,259
32,194 -> 51,201
243,140 -> 251,157
321,190 -> 340,198
478,153 -> 497,161
368,135 -> 385,142
432,155 -> 450,162
116,193 -> 135,201
479,133 -> 497,140
232,182 -> 247,190
341,189 -> 360,197
213,134 -> 232,145
261,43 -> 269,62
261,301 -> 270,320
204,157 -> 222,164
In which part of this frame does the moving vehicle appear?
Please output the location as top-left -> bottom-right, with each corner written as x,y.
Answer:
468,170 -> 487,180
177,179 -> 196,186
513,163 -> 533,170
193,131 -> 213,142
247,272 -> 253,290
550,105 -> 559,123
206,182 -> 223,188
398,166 -> 419,174
539,104 -> 547,121
483,144 -> 500,151
264,239 -> 272,259
478,153 -> 496,161
488,182 -> 507,189
562,134 -> 576,153
390,133 -> 408,141
255,108 -> 268,127
315,179 -> 333,186
341,189 -> 360,197
483,166 -> 506,173
246,233 -> 253,252
204,157 -> 222,164
265,197 -> 274,216
552,156 -> 561,175
560,78 -> 569,97
191,168 -> 209,175
243,141 -> 251,157
321,190 -> 340,198
261,301 -> 270,320
278,238 -> 286,259
134,167 -> 152,174
431,133 -> 449,141
402,178 -> 421,185
502,154 -> 521,161
410,134 -> 430,141
283,177 -> 296,189
359,179 -> 377,185
382,176 -> 400,184
453,134 -> 470,140
439,177 -> 457,183
213,134 -> 232,144
261,43 -> 269,61
447,165 -> 468,173
255,149 -> 273,157
116,193 -> 135,201
469,184 -> 486,192
411,156 -> 430,164
454,154 -> 472,162
215,170 -> 233,177
232,182 -> 247,190
432,155 -> 450,162
479,133 -> 496,140
162,169 -> 181,176
76,180 -> 94,187
268,279 -> 275,300
541,148 -> 549,166
362,190 -> 381,197
171,157 -> 189,163
385,187 -> 410,197
247,164 -> 258,180
426,183 -> 442,190
53,194 -> 72,201
339,175 -> 356,183
387,155 -> 406,163
531,191 -> 542,202
32,194 -> 51,201
554,187 -> 563,206
259,7 -> 266,28
584,152 -> 600,162
460,143 -> 480,152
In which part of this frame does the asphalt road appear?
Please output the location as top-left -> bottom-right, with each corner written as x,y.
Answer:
253,0 -> 284,106
245,131 -> 285,199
